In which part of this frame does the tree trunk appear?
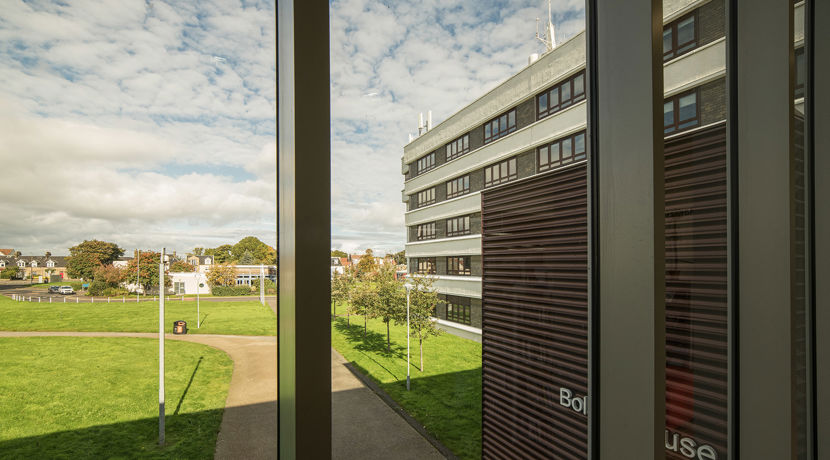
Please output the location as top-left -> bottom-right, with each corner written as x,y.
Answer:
419,337 -> 424,372
386,320 -> 391,352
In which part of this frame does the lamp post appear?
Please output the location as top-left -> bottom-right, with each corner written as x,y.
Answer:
405,284 -> 411,391
137,249 -> 140,302
158,248 -> 165,445
197,282 -> 204,328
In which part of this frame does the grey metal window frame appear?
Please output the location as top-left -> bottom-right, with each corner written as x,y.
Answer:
416,152 -> 436,175
483,108 -> 517,144
446,133 -> 470,161
446,215 -> 471,237
483,157 -> 518,187
446,256 -> 471,276
537,70 -> 587,120
663,10 -> 698,62
416,222 -> 436,240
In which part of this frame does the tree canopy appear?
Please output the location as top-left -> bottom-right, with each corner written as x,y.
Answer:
355,248 -> 378,278
207,263 -> 238,287
169,260 -> 196,273
123,252 -> 170,292
66,240 -> 124,280
331,249 -> 348,258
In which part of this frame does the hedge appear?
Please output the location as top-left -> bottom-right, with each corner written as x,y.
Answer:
210,286 -> 255,296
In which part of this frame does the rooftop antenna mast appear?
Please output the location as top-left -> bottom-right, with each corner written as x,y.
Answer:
535,0 -> 557,53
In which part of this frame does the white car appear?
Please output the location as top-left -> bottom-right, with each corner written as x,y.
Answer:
58,286 -> 75,295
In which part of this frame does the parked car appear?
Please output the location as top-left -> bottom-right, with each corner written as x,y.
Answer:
58,286 -> 74,295
48,286 -> 60,293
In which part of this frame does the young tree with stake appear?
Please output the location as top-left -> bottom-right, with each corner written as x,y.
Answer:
406,276 -> 442,372
373,264 -> 406,352
349,279 -> 378,338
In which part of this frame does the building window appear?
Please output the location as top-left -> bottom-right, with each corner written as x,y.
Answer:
795,46 -> 805,99
664,89 -> 699,134
446,299 -> 471,325
414,258 -> 436,274
17,261 -> 25,268
447,256 -> 471,276
446,175 -> 470,199
484,109 -> 517,144
416,152 -> 435,175
537,71 -> 586,119
484,157 -> 517,187
0,262 -> 5,268
663,11 -> 697,61
416,187 -> 436,207
30,261 -> 37,267
447,215 -> 471,237
446,134 -> 470,161
416,222 -> 436,240
538,131 -> 587,172
47,261 -> 54,268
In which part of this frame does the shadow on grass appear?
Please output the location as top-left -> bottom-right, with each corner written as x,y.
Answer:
174,357 -> 202,415
333,319 -> 409,380
0,402 -> 278,459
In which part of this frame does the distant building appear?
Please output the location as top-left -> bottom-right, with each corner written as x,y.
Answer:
0,255 -> 68,281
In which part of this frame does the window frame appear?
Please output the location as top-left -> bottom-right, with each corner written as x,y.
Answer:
446,175 -> 470,199
415,152 -> 436,175
415,257 -> 436,275
483,108 -> 517,144
538,130 -> 588,172
663,88 -> 700,135
447,215 -> 471,237
446,256 -> 471,276
416,187 -> 436,208
446,133 -> 470,161
537,70 -> 587,120
663,10 -> 698,62
416,222 -> 437,241
484,157 -> 518,187
446,298 -> 472,325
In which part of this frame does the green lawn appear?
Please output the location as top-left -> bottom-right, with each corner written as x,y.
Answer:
0,296 -> 276,336
0,337 -> 233,459
331,316 -> 482,459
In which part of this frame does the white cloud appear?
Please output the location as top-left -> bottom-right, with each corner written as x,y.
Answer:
0,0 -> 276,254
330,0 -> 584,254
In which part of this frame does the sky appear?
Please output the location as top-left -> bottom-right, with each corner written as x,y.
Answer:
329,0 -> 584,255
0,0 -> 585,258
0,0 -> 276,255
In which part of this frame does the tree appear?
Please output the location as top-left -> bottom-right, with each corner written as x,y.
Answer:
169,260 -> 196,273
406,276 -> 442,371
124,252 -> 170,292
392,250 -> 406,265
232,236 -> 271,264
349,278 -> 378,338
45,251 -> 51,259
239,250 -> 256,265
355,248 -> 378,278
331,267 -> 356,321
0,266 -> 20,279
373,264 -> 406,352
193,247 -> 204,256
205,244 -> 234,264
207,263 -> 238,287
331,249 -> 348,258
66,240 -> 124,280
93,264 -> 125,287
66,252 -> 102,281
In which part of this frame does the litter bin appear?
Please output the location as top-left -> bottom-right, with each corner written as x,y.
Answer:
173,320 -> 187,335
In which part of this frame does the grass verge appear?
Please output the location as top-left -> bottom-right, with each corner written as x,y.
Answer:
0,296 -> 276,336
0,337 -> 233,459
331,316 -> 481,459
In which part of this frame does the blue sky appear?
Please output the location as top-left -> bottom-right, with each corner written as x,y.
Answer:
329,0 -> 585,255
0,0 -> 585,257
0,0 -> 276,255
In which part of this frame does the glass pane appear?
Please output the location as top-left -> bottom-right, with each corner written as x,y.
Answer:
540,146 -> 548,164
499,114 -> 507,131
463,135 -> 469,150
485,123 -> 491,138
575,133 -> 585,155
664,101 -> 674,127
539,93 -> 548,112
508,111 -> 515,128
485,168 -> 491,182
678,93 -> 696,122
562,138 -> 572,158
561,81 -> 571,101
551,142 -> 560,161
551,87 -> 559,107
574,74 -> 584,96
500,162 -> 507,178
663,27 -> 673,54
677,16 -> 695,45
508,159 -> 516,176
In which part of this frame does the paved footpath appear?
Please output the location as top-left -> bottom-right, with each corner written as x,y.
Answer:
0,331 -> 277,460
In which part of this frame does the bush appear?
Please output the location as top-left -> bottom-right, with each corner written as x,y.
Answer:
87,280 -> 107,296
252,278 -> 277,295
68,281 -> 84,291
102,287 -> 129,297
210,285 -> 254,296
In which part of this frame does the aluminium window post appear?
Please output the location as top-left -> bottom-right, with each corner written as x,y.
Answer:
277,1 -> 332,459
588,0 -> 665,458
813,0 -> 829,455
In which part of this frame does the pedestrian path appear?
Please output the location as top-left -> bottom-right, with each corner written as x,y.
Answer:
331,348 -> 445,460
0,331 -> 277,460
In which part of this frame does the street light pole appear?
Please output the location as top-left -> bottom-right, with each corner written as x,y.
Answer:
158,248 -> 165,445
137,249 -> 140,302
260,264 -> 265,305
406,285 -> 411,392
